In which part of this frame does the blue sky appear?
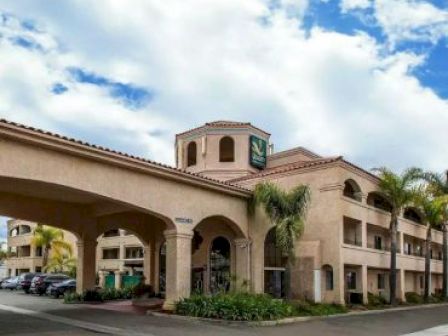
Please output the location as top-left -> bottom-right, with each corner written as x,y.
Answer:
0,0 -> 447,240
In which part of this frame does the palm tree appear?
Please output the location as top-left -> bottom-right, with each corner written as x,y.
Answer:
421,171 -> 448,299
253,181 -> 311,299
372,167 -> 423,305
32,225 -> 73,269
413,190 -> 447,302
45,248 -> 77,276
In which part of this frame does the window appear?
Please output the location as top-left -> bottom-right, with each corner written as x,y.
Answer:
404,208 -> 423,224
264,228 -> 287,298
219,136 -> 235,162
187,141 -> 197,167
125,246 -> 144,259
35,267 -> 42,273
419,275 -> 424,289
404,243 -> 411,255
374,236 -> 383,250
9,228 -> 18,237
367,193 -> 392,212
35,247 -> 42,257
346,271 -> 357,290
102,248 -> 119,260
343,180 -> 362,201
378,274 -> 385,290
323,265 -> 334,290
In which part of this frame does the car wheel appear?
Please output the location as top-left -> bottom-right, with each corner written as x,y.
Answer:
24,289 -> 30,294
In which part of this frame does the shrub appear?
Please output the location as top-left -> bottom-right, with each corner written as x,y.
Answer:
82,289 -> 104,302
405,292 -> 423,304
176,293 -> 294,321
131,284 -> 154,298
100,287 -> 133,301
367,292 -> 387,306
291,301 -> 348,316
64,292 -> 82,304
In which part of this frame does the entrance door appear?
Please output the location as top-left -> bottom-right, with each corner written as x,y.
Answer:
209,237 -> 231,294
264,268 -> 285,298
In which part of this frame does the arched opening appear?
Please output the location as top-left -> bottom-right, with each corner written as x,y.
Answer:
219,136 -> 235,162
343,179 -> 362,202
322,264 -> 334,291
367,192 -> 392,213
187,141 -> 197,167
209,236 -> 231,294
404,208 -> 423,224
264,228 -> 287,298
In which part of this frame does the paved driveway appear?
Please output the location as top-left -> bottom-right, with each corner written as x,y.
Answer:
1,290 -> 448,336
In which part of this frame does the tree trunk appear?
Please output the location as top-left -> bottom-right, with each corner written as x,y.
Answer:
389,213 -> 398,306
424,226 -> 432,302
443,223 -> 448,300
42,246 -> 49,269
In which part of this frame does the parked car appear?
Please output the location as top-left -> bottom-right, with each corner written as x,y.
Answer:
0,277 -> 11,289
30,274 -> 71,295
18,273 -> 41,294
1,276 -> 19,290
46,279 -> 76,298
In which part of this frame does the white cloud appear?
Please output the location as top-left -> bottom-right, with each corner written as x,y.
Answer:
0,0 -> 447,173
340,0 -> 372,13
375,0 -> 448,46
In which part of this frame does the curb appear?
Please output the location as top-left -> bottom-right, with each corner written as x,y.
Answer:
147,302 -> 448,327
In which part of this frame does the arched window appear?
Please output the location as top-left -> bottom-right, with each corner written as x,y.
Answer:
187,141 -> 197,167
219,136 -> 235,162
322,264 -> 334,290
264,228 -> 287,298
9,227 -> 18,237
404,208 -> 423,224
19,225 -> 31,235
209,237 -> 231,294
343,179 -> 362,202
367,193 -> 392,213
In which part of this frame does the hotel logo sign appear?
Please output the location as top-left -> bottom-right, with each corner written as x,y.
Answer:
250,135 -> 267,169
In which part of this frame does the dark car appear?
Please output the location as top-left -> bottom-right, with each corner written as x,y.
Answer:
18,273 -> 41,294
46,279 -> 76,298
30,274 -> 71,295
1,276 -> 19,290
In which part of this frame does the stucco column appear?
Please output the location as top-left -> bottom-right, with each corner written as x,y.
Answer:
362,264 -> 368,304
399,232 -> 404,254
397,268 -> 406,302
143,245 -> 151,285
98,270 -> 106,288
115,270 -> 124,289
76,239 -> 97,294
361,221 -> 367,248
162,229 -> 193,311
234,239 -> 252,291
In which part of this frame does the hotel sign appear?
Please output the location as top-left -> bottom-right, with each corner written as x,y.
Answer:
249,135 -> 267,169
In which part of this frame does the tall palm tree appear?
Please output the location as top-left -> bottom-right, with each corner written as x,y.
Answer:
253,182 -> 311,299
32,225 -> 73,269
372,167 -> 423,305
413,190 -> 447,302
421,171 -> 448,299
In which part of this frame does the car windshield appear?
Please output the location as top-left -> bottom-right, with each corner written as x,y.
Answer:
60,279 -> 75,285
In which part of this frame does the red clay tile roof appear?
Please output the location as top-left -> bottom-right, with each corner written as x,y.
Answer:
0,119 -> 252,195
229,157 -> 343,183
176,120 -> 271,137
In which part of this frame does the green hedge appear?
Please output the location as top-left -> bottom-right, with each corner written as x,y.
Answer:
64,285 -> 153,304
176,293 -> 294,321
175,293 -> 348,321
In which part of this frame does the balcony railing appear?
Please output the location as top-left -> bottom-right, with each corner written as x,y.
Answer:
367,242 -> 401,253
343,238 -> 362,247
404,250 -> 425,258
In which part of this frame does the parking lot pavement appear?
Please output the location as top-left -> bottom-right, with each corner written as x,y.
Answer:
2,289 -> 448,336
